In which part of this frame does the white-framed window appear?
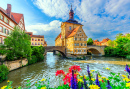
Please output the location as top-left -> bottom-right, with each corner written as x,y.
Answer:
32,42 -> 34,45
7,30 -> 9,35
41,43 -> 43,45
38,42 -> 40,45
84,38 -> 86,41
69,26 -> 71,30
3,27 -> 6,34
7,19 -> 9,24
84,44 -> 86,46
75,50 -> 76,52
1,15 -> 4,20
77,43 -> 79,46
35,42 -> 37,45
0,37 -> 2,44
35,38 -> 37,41
84,50 -> 86,52
80,38 -> 81,41
0,26 -> 2,32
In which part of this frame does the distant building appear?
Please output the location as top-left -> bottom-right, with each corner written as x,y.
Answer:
0,4 -> 25,44
101,38 -> 110,46
55,5 -> 87,56
93,38 -> 110,46
25,32 -> 47,46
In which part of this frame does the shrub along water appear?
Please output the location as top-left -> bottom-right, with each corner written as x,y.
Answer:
104,33 -> 130,59
0,65 -> 9,83
27,46 -> 45,65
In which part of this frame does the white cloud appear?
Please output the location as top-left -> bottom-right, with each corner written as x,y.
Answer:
26,20 -> 61,34
33,0 -> 69,19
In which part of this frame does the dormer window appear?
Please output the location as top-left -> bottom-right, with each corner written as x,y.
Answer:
69,26 -> 71,30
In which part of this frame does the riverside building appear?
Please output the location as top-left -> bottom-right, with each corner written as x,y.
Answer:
0,4 -> 25,44
25,32 -> 47,47
55,5 -> 88,56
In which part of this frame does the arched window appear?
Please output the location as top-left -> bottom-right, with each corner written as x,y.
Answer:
69,26 -> 71,30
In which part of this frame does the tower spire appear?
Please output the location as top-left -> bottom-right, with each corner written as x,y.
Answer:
69,4 -> 74,19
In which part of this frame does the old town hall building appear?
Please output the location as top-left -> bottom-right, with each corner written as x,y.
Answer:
55,5 -> 88,56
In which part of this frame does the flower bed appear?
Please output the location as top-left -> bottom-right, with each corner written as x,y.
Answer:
1,65 -> 130,89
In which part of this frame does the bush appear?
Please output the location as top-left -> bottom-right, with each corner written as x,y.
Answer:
27,55 -> 37,65
0,65 -> 9,83
126,55 -> 130,59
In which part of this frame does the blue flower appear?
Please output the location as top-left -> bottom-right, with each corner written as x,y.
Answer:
83,76 -> 88,89
106,80 -> 112,89
95,74 -> 100,88
125,64 -> 130,75
71,70 -> 78,89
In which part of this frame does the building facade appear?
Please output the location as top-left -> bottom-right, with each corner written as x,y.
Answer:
55,5 -> 87,56
93,38 -> 110,46
0,4 -> 25,44
26,32 -> 47,47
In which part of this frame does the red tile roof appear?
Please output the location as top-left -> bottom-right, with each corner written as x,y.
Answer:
67,26 -> 80,38
55,33 -> 61,41
32,35 -> 44,38
11,12 -> 23,23
102,38 -> 110,43
0,7 -> 23,24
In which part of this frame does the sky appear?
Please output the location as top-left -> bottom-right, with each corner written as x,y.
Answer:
0,0 -> 130,46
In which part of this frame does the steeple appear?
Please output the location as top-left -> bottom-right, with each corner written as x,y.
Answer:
69,5 -> 74,19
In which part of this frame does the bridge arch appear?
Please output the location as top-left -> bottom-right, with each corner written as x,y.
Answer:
87,46 -> 106,56
44,46 -> 66,57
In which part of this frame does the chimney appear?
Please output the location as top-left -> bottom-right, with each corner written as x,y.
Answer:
7,4 -> 11,17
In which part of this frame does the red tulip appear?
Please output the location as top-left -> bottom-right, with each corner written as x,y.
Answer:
55,70 -> 65,76
69,65 -> 81,73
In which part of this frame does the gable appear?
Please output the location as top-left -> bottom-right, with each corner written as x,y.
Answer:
74,27 -> 87,38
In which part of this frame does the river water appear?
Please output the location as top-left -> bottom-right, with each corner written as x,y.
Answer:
0,52 -> 129,88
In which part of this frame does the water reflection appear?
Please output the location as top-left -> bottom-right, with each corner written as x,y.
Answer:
0,52 -> 128,88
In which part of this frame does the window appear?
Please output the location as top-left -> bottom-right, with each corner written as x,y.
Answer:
81,43 -> 83,46
38,42 -> 40,45
84,38 -> 86,41
38,39 -> 40,41
75,38 -> 77,41
80,30 -> 81,32
77,43 -> 79,46
0,26 -> 2,32
41,39 -> 43,41
35,38 -> 37,41
7,30 -> 9,35
80,38 -> 81,41
69,26 -> 71,30
84,44 -> 86,46
84,50 -> 86,52
32,42 -> 34,45
75,50 -> 76,52
75,43 -> 77,46
41,43 -> 43,45
32,38 -> 34,41
1,15 -> 4,20
78,50 -> 81,52
0,38 -> 2,44
35,42 -> 37,45
82,35 -> 83,36
7,19 -> 9,24
78,34 -> 79,36
3,28 -> 6,34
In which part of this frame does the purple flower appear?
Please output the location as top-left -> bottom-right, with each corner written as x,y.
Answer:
80,82 -> 83,89
125,64 -> 130,75
83,76 -> 88,89
95,74 -> 100,88
87,65 -> 92,84
106,80 -> 112,89
71,70 -> 78,89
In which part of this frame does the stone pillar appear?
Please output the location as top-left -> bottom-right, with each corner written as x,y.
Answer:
53,50 -> 56,55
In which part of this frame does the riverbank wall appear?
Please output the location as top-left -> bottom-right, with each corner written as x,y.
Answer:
2,58 -> 28,71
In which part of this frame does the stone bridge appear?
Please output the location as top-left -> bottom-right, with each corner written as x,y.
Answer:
87,45 -> 106,56
44,46 -> 106,57
44,46 -> 66,57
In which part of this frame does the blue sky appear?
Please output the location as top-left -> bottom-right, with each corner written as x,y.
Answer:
0,0 -> 130,46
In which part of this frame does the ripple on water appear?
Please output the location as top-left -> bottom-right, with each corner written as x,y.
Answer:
0,53 -> 128,88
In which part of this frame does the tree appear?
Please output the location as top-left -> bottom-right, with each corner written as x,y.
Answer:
87,38 -> 93,45
0,26 -> 32,60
